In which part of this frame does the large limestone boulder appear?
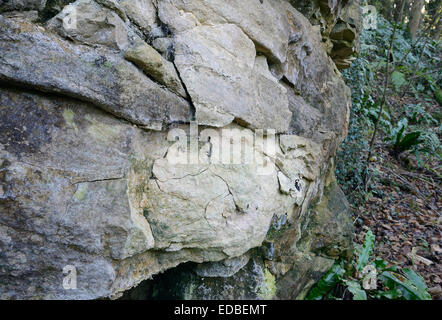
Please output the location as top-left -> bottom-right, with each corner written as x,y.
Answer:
0,0 -> 357,300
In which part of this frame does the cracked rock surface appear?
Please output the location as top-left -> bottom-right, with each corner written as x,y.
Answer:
0,0 -> 358,299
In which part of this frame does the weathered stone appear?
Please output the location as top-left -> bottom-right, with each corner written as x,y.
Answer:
152,37 -> 173,54
125,40 -> 186,97
123,256 -> 277,300
287,0 -> 349,52
0,85 -> 337,299
297,178 -> 354,260
330,0 -> 362,69
173,24 -> 291,131
47,0 -> 129,50
281,5 -> 351,145
0,16 -> 190,127
1,8 -> 39,20
0,87 -> 161,299
274,177 -> 353,299
96,0 -> 128,19
158,0 -> 291,64
0,0 -> 47,12
119,0 -> 157,35
288,0 -> 361,69
194,254 -> 251,278
0,0 -> 357,300
144,125 -> 295,257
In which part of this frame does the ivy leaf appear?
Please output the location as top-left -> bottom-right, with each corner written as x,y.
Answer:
391,71 -> 406,91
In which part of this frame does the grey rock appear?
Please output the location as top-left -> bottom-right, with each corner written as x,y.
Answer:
1,9 -> 39,21
127,257 -> 276,300
281,5 -> 351,144
330,0 -> 363,69
124,40 -> 187,98
0,0 -> 47,12
0,0 -> 357,300
152,37 -> 173,53
119,0 -> 157,34
158,0 -> 292,64
47,0 -> 130,50
0,16 -> 190,127
173,24 -> 291,131
194,255 -> 251,278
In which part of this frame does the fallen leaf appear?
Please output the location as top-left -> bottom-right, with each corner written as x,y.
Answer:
407,247 -> 434,266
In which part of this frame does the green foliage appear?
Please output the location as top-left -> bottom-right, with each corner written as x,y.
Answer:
343,280 -> 367,300
435,87 -> 442,105
306,230 -> 431,300
305,263 -> 346,300
385,114 -> 441,163
391,71 -> 406,91
387,118 -> 424,155
360,95 -> 391,127
378,268 -> 431,300
404,103 -> 438,125
336,58 -> 374,205
356,229 -> 374,271
337,15 -> 441,204
395,131 -> 422,154
331,0 -> 439,302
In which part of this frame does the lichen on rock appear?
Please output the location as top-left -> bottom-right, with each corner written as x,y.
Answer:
0,0 -> 359,300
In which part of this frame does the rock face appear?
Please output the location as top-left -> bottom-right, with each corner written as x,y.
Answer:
0,0 -> 357,299
329,0 -> 362,69
289,0 -> 362,69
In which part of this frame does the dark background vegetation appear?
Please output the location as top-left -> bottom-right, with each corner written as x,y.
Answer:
308,0 -> 441,300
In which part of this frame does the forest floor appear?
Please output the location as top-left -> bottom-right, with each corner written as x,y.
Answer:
351,94 -> 441,299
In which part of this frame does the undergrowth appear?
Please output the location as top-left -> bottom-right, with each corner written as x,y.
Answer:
322,15 -> 442,300
336,15 -> 441,206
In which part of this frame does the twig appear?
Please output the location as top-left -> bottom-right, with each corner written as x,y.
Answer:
386,168 -> 440,216
387,169 -> 422,196
397,170 -> 440,189
364,2 -> 405,186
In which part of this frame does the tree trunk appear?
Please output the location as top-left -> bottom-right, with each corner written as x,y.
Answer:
435,19 -> 442,40
394,0 -> 404,23
405,0 -> 412,22
383,0 -> 394,21
432,2 -> 442,40
408,0 -> 425,40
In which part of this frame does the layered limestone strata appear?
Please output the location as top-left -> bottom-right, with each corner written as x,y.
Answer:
288,0 -> 362,69
0,0 -> 357,299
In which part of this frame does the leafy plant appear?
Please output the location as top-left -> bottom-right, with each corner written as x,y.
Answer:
404,103 -> 438,125
387,118 -> 424,156
336,15 -> 441,203
343,280 -> 367,300
378,268 -> 431,300
391,71 -> 406,91
306,230 -> 432,300
435,87 -> 442,105
305,263 -> 346,300
333,1 -> 440,302
356,229 -> 375,271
